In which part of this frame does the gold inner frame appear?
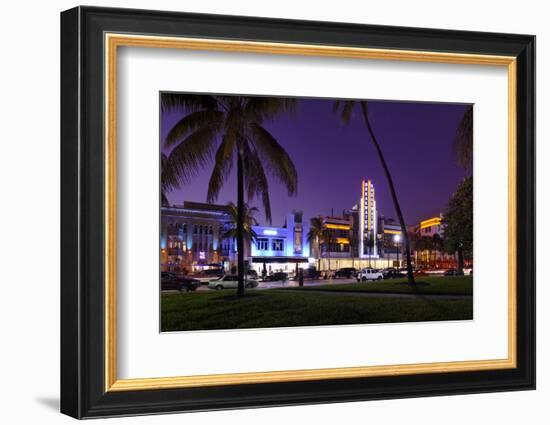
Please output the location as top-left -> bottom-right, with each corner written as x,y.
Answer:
104,33 -> 517,392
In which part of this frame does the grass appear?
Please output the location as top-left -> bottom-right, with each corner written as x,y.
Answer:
287,276 -> 473,296
161,287 -> 472,332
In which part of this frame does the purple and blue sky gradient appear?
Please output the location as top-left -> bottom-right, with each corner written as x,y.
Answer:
161,97 -> 470,227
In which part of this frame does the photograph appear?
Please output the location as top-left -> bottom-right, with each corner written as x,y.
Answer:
57,4 -> 536,419
159,93 -> 474,332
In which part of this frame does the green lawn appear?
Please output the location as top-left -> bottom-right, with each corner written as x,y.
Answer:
287,276 -> 473,296
161,287 -> 473,332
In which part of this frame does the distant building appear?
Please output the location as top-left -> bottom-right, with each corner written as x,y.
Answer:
160,202 -> 235,272
249,210 -> 311,275
417,215 -> 443,237
379,216 -> 402,267
358,179 -> 378,258
322,215 -> 352,258
409,214 -> 460,269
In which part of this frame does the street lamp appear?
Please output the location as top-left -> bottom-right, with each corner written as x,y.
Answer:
393,234 -> 401,267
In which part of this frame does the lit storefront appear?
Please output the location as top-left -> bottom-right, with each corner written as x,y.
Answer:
248,211 -> 311,275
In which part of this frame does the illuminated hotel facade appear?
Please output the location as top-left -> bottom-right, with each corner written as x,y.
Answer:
248,210 -> 312,275
160,202 -> 236,272
358,179 -> 378,259
160,203 -> 312,274
314,179 -> 405,270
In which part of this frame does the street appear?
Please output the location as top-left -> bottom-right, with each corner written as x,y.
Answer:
193,277 -> 358,291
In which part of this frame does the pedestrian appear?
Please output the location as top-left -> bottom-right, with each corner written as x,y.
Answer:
299,268 -> 304,287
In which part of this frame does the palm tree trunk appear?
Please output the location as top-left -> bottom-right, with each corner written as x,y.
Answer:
236,148 -> 245,296
457,247 -> 464,273
317,239 -> 321,272
360,103 -> 415,285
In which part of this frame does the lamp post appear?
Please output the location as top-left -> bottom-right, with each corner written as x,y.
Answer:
393,234 -> 401,268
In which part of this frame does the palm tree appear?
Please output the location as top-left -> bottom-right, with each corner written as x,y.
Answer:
323,228 -> 337,275
366,231 -> 375,267
349,232 -> 359,268
333,100 -> 415,285
162,94 -> 298,296
222,202 -> 259,260
307,217 -> 325,271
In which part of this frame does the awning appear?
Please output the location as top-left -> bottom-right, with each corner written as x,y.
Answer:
249,256 -> 309,264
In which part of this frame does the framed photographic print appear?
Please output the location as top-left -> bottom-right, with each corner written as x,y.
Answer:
60,6 -> 535,419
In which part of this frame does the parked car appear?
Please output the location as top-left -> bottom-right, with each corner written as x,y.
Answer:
207,275 -> 259,290
356,268 -> 383,282
290,267 -> 320,280
161,272 -> 200,292
190,268 -> 224,283
262,272 -> 288,282
247,269 -> 259,279
334,267 -> 357,278
444,268 -> 465,276
383,268 -> 406,279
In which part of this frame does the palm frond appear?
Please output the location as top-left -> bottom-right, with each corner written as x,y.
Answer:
164,127 -> 218,185
165,110 -> 223,147
243,97 -> 297,122
206,131 -> 236,203
160,93 -> 218,113
161,191 -> 170,207
161,152 -> 180,193
242,142 -> 272,224
307,217 -> 324,243
333,100 -> 356,124
222,202 -> 259,242
248,123 -> 298,196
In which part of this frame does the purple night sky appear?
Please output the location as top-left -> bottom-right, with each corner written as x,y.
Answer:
161,97 -> 470,227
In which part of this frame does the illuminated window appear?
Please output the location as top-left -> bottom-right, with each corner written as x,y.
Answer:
257,238 -> 269,251
272,239 -> 284,251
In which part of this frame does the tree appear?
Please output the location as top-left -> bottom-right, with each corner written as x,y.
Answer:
431,233 -> 444,268
348,232 -> 359,268
322,228 -> 337,274
307,217 -> 325,271
221,203 -> 259,260
366,231 -> 377,267
442,177 -> 473,272
453,105 -> 473,173
162,94 -> 298,296
334,101 -> 415,284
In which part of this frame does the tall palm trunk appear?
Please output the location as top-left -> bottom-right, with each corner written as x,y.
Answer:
457,247 -> 464,273
236,147 -> 245,296
317,238 -> 321,272
360,103 -> 415,285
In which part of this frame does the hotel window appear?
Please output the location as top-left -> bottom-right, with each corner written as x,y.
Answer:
272,239 -> 284,251
257,238 -> 269,251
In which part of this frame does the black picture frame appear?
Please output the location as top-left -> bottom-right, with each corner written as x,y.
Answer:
61,6 -> 535,419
